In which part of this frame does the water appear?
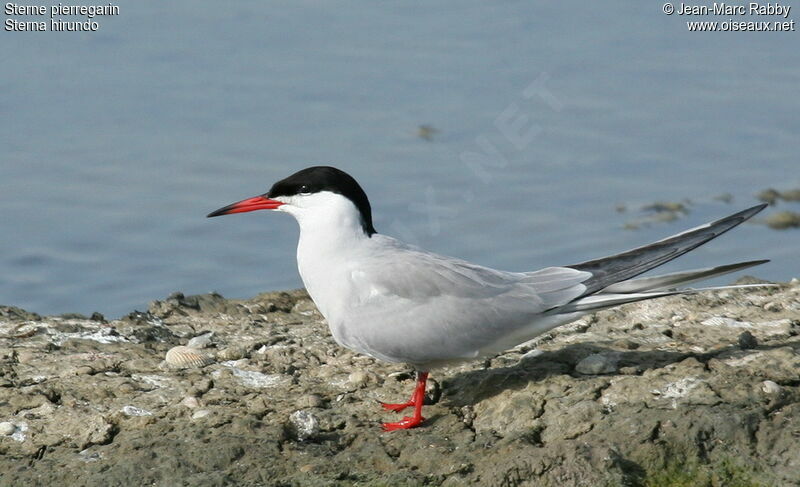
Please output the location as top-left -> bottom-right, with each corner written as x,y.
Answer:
2,1 -> 798,317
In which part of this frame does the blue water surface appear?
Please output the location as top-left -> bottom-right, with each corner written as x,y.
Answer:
1,1 -> 798,316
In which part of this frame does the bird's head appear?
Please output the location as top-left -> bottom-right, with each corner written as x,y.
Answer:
207,166 -> 376,237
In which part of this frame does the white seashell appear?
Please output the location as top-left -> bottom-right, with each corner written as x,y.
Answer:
165,346 -> 214,369
701,317 -> 753,328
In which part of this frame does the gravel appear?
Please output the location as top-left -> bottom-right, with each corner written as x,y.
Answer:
1,281 -> 799,486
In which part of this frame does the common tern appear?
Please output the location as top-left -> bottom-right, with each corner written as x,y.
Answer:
208,166 -> 768,431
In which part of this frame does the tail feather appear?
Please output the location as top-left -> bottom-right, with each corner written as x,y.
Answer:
600,259 -> 769,293
552,257 -> 772,314
567,204 -> 767,296
554,283 -> 775,314
553,290 -> 680,313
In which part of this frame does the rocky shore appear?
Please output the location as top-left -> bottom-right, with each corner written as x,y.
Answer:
1,279 -> 799,486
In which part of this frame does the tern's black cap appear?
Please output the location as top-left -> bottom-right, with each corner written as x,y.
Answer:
268,166 -> 376,236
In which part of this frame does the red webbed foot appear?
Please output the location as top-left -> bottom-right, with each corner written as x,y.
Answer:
382,415 -> 425,431
380,371 -> 429,432
379,400 -> 415,412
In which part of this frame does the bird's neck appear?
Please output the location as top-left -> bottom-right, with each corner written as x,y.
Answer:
294,199 -> 370,248
297,214 -> 370,258
292,206 -> 372,318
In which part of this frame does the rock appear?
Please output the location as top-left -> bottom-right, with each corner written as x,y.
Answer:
0,285 -> 798,486
214,366 -> 291,389
251,290 -> 308,313
756,188 -> 780,205
0,305 -> 41,321
764,211 -> 800,230
148,292 -> 240,318
520,349 -> 544,360
0,421 -> 15,436
72,415 -> 115,449
642,201 -> 688,214
347,370 -> 369,388
186,332 -> 214,349
288,410 -> 319,441
472,384 -> 546,436
16,350 -> 36,364
575,353 -> 618,375
215,346 -> 247,361
542,399 -> 602,442
738,331 -> 758,349
416,124 -> 439,141
297,394 -> 325,408
191,409 -> 212,420
246,397 -> 269,417
701,316 -> 795,340
611,339 -> 639,350
188,378 -> 213,396
779,188 -> 800,201
713,193 -> 733,204
121,405 -> 153,417
623,201 -> 692,230
180,396 -> 200,408
761,380 -> 781,394
291,299 -> 319,315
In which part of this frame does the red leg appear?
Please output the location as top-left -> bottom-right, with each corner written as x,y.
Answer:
382,371 -> 429,431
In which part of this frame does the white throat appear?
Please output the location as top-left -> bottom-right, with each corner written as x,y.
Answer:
275,191 -> 372,319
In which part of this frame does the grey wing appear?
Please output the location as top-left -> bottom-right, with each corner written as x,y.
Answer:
342,237 -> 591,365
354,235 -> 590,304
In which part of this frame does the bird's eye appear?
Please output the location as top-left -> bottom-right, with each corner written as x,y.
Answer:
299,185 -> 311,195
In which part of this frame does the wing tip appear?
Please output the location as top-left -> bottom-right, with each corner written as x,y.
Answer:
738,203 -> 768,220
731,258 -> 770,268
